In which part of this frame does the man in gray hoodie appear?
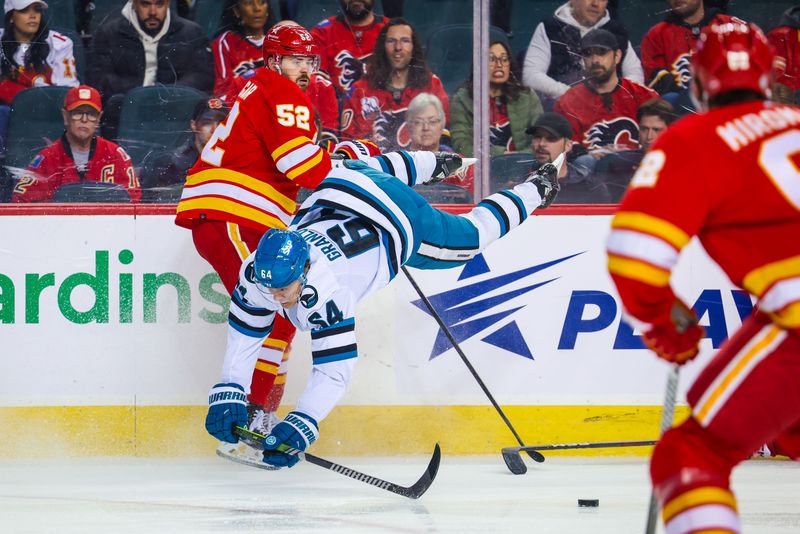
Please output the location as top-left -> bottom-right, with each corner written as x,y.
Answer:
522,0 -> 643,106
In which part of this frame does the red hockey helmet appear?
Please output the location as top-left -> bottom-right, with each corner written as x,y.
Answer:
263,24 -> 319,60
691,21 -> 775,106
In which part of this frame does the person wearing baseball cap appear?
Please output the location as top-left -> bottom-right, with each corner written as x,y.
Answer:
139,98 -> 231,192
523,111 -> 611,204
0,0 -> 78,106
11,84 -> 140,203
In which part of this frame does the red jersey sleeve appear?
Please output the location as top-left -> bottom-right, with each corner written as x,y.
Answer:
430,76 -> 451,123
341,82 -> 374,140
307,73 -> 340,137
12,149 -> 59,202
111,144 -> 141,203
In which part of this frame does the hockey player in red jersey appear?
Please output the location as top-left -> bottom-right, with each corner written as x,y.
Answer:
607,22 -> 800,534
217,21 -> 340,141
310,0 -> 387,96
176,23 -> 332,440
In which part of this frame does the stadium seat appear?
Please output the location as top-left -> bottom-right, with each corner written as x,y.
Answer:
405,0 -> 472,44
52,181 -> 131,203
45,0 -> 77,33
295,0 -> 342,30
5,86 -> 71,169
488,152 -> 534,194
52,27 -> 86,82
414,182 -> 473,204
425,24 -> 508,94
116,85 -> 208,166
140,185 -> 184,204
192,0 -> 228,38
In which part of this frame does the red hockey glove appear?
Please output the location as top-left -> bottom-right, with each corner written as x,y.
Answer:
642,300 -> 704,365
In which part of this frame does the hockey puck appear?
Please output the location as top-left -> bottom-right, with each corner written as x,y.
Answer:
578,499 -> 599,507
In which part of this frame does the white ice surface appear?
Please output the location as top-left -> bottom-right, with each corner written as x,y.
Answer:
0,455 -> 798,533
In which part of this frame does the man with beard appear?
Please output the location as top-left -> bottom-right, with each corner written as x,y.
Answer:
341,18 -> 449,151
310,0 -> 387,96
525,111 -> 610,203
640,0 -> 736,99
175,24 -> 332,444
88,0 -> 213,138
553,29 -> 657,167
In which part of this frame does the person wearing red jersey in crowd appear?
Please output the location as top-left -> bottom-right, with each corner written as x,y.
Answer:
211,0 -> 276,100
768,6 -> 800,104
11,85 -> 139,203
223,21 -> 340,143
175,23 -> 332,444
0,0 -> 79,104
607,22 -> 800,533
553,29 -> 657,171
640,0 -> 736,101
342,18 -> 449,152
310,0 -> 387,96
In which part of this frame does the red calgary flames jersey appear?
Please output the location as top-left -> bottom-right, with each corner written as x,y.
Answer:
553,79 -> 658,150
640,12 -> 735,91
341,76 -> 450,150
607,101 -> 800,330
12,135 -> 139,202
768,25 -> 800,91
311,15 -> 387,95
211,30 -> 265,100
176,68 -> 332,233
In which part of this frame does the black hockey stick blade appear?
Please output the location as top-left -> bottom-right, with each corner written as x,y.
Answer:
231,426 -> 441,499
502,440 -> 658,475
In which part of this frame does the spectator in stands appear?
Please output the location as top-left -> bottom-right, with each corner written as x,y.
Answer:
212,0 -> 276,100
0,0 -> 80,104
451,40 -> 543,158
527,111 -> 610,203
223,21 -> 340,143
596,97 -> 675,202
406,92 -> 473,195
11,85 -> 140,203
522,0 -> 643,109
553,29 -> 657,171
140,97 -> 229,191
768,6 -> 800,105
342,18 -> 449,151
311,0 -> 387,96
88,0 -> 214,138
640,0 -> 735,105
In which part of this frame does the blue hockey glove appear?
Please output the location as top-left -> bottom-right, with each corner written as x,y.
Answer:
205,383 -> 247,443
263,411 -> 319,468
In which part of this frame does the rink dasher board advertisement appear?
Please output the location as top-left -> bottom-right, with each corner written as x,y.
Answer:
0,213 -> 749,408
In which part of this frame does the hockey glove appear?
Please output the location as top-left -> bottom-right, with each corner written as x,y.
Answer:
525,162 -> 560,208
426,152 -> 464,184
642,300 -> 704,365
205,383 -> 248,443
263,411 -> 319,468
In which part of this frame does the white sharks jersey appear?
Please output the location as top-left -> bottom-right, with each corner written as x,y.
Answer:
221,151 -> 437,422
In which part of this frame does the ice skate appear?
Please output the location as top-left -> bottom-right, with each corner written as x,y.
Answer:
216,405 -> 280,470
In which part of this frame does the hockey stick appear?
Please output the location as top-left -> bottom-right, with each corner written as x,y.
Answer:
644,365 -> 680,534
401,265 -> 545,467
231,426 -> 441,499
501,440 -> 658,475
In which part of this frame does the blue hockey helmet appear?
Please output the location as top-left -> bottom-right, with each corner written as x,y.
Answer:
253,229 -> 310,288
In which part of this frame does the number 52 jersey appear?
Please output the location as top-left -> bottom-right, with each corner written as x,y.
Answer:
607,101 -> 800,330
175,68 -> 332,233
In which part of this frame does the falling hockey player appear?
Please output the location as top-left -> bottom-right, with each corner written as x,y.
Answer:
204,147 -> 563,468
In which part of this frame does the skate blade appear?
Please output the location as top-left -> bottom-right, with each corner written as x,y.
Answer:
216,442 -> 281,471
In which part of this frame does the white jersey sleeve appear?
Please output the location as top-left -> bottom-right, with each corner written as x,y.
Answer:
360,150 -> 437,186
46,31 -> 80,86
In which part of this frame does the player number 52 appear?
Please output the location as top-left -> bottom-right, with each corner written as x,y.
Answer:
276,104 -> 311,130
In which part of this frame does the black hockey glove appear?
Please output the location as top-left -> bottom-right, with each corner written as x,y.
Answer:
525,163 -> 560,208
428,152 -> 464,184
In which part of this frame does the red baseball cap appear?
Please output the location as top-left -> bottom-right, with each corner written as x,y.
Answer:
64,85 -> 102,112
